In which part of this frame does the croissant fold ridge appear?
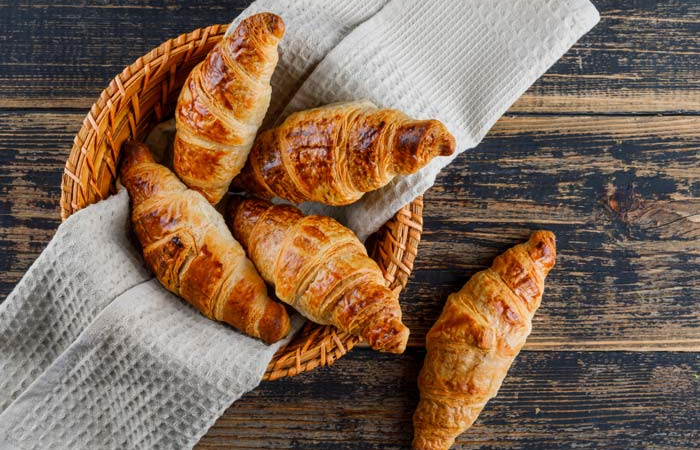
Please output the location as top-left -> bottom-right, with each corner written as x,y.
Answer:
226,196 -> 410,353
120,141 -> 290,344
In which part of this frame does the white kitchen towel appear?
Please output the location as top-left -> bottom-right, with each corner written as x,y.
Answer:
0,189 -> 303,450
280,0 -> 600,240
0,0 -> 599,449
0,279 -> 303,450
0,190 -> 150,413
225,0 -> 391,128
151,0 -> 599,241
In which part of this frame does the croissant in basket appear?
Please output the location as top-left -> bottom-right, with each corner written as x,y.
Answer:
413,231 -> 556,450
174,12 -> 284,204
225,197 -> 410,353
233,100 -> 456,205
120,141 -> 291,344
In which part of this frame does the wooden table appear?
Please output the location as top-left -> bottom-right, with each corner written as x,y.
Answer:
1,1 -> 699,448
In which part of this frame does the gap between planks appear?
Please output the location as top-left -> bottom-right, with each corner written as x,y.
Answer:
4,93 -> 700,114
353,339 -> 700,352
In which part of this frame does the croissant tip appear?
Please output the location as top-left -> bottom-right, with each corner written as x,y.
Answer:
372,321 -> 410,354
119,141 -> 154,177
259,307 -> 291,345
393,119 -> 456,174
429,121 -> 456,157
249,12 -> 285,39
529,230 -> 556,249
528,230 -> 557,270
225,196 -> 274,250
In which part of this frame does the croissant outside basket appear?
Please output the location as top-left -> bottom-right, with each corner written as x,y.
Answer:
60,24 -> 423,381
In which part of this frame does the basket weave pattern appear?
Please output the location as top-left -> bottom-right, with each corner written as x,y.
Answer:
59,25 -> 423,381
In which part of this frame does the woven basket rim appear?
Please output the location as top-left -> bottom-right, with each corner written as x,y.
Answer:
58,23 -> 423,381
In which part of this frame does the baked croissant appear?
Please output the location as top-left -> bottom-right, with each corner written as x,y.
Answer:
120,142 -> 291,344
173,12 -> 284,204
413,231 -> 556,450
233,100 -> 456,205
225,197 -> 410,353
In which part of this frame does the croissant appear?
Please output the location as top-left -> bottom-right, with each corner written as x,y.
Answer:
412,231 -> 556,450
225,197 -> 409,353
173,12 -> 284,204
233,100 -> 456,205
120,142 -> 291,344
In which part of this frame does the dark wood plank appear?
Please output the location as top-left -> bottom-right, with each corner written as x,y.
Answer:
2,112 -> 699,351
0,0 -> 699,113
0,111 -> 76,295
195,348 -> 700,449
0,0 -> 248,108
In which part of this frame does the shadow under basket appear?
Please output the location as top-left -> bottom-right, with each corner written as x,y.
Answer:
59,24 -> 423,381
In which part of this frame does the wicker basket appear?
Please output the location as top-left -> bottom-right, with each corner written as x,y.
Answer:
59,24 -> 423,381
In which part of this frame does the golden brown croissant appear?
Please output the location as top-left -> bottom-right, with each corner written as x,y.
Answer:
233,100 -> 456,205
173,12 -> 284,204
120,142 -> 291,344
225,197 -> 409,353
412,231 -> 556,450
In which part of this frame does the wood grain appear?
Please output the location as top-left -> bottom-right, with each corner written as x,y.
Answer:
2,112 -> 699,351
511,0 -> 700,114
195,348 -> 700,449
1,2 -> 699,449
0,111 -> 76,295
1,0 -> 699,113
408,114 -> 700,350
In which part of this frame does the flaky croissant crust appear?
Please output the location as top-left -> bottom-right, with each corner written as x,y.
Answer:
120,142 -> 290,344
234,100 -> 455,206
226,197 -> 410,353
413,231 -> 556,450
174,12 -> 284,204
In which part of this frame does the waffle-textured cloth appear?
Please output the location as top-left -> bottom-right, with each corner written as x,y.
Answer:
0,278 -> 302,449
151,0 -> 600,241
0,1 -> 598,449
277,0 -> 600,240
0,190 -> 150,414
0,190 -> 302,450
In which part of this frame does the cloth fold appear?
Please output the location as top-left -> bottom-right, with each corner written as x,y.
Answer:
0,278 -> 303,450
0,190 -> 150,412
228,0 -> 390,128
0,1 -> 599,448
282,0 -> 600,240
